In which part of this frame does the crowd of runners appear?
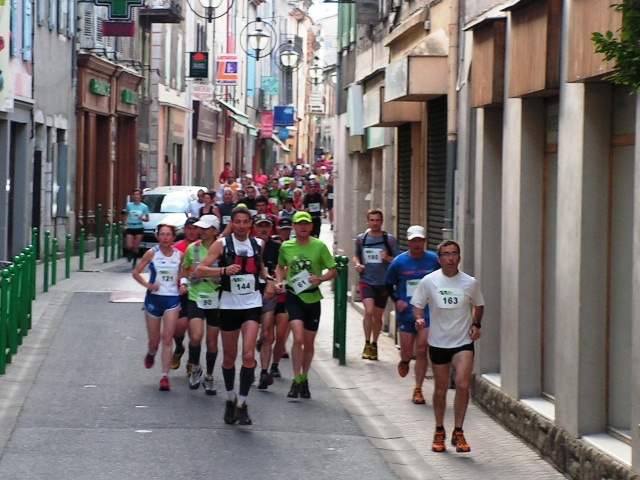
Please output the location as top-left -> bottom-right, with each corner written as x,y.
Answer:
128,162 -> 336,426
125,162 -> 485,454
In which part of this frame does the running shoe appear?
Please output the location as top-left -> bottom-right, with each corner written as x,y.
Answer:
144,353 -> 155,369
189,365 -> 203,390
281,351 -> 289,359
412,387 -> 425,404
300,380 -> 311,399
224,399 -> 237,425
202,374 -> 216,395
171,347 -> 184,370
432,429 -> 446,452
127,253 -> 132,263
369,343 -> 378,360
451,430 -> 471,453
233,403 -> 252,425
132,257 -> 137,269
257,372 -> 273,390
397,360 -> 410,378
287,380 -> 300,399
159,376 -> 170,391
361,343 -> 371,360
186,362 -> 194,377
269,365 -> 281,378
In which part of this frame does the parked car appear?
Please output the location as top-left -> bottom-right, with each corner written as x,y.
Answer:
138,186 -> 206,251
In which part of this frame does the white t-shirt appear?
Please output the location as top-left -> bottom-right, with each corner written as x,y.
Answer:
219,235 -> 264,310
187,199 -> 204,218
410,269 -> 484,348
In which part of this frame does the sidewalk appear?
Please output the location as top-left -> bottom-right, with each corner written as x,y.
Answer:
312,224 -> 565,479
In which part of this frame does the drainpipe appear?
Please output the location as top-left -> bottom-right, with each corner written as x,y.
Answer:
443,0 -> 459,239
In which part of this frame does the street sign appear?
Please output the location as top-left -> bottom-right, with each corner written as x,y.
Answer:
191,84 -> 214,101
94,0 -> 144,21
216,54 -> 238,86
260,110 -> 274,139
261,76 -> 279,95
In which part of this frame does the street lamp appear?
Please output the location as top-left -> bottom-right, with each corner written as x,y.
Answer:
280,41 -> 300,68
330,71 -> 338,84
308,58 -> 324,85
198,0 -> 227,23
240,18 -> 276,60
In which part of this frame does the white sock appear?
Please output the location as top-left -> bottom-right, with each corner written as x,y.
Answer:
237,395 -> 247,405
226,390 -> 236,402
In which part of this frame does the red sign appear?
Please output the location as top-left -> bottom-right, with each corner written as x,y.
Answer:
260,110 -> 274,139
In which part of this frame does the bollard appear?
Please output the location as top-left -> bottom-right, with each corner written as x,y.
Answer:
103,223 -> 110,264
31,227 -> 39,260
65,234 -> 72,278
43,231 -> 50,293
0,268 -> 10,372
18,253 -> 28,340
110,222 -> 116,262
117,221 -> 123,259
95,204 -> 102,259
24,247 -> 33,330
332,256 -> 349,365
79,228 -> 85,271
51,238 -> 58,286
8,263 -> 18,352
31,227 -> 40,300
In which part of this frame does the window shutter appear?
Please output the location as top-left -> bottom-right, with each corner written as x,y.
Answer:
66,0 -> 74,37
164,26 -> 172,86
95,6 -> 105,48
176,33 -> 183,90
10,0 -> 17,56
57,0 -> 67,35
81,3 -> 94,49
37,0 -> 45,26
23,0 -> 33,61
49,0 -> 57,30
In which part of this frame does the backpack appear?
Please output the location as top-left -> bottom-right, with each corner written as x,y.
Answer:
189,240 -> 221,285
357,231 -> 393,264
219,236 -> 262,292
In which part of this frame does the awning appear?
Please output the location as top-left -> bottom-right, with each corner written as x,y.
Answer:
217,99 -> 249,119
363,86 -> 422,127
385,55 -> 448,102
229,114 -> 258,136
271,133 -> 291,153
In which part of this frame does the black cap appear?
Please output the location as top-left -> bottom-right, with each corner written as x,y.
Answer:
185,217 -> 199,226
278,217 -> 293,229
254,214 -> 273,225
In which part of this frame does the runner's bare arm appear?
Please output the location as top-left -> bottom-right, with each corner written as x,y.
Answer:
194,239 -> 224,278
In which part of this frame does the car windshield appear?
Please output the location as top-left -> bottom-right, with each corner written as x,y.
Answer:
142,193 -> 189,213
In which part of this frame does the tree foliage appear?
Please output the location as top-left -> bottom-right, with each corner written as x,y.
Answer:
591,0 -> 640,91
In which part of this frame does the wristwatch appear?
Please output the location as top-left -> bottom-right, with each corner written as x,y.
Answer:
472,322 -> 481,329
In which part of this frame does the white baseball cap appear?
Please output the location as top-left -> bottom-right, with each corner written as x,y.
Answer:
406,225 -> 426,240
194,215 -> 220,230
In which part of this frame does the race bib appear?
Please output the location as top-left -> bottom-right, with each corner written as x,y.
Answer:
222,215 -> 231,225
196,291 -> 219,309
308,203 -> 321,213
158,269 -> 176,286
290,269 -> 311,295
230,274 -> 255,295
327,193 -> 334,200
406,279 -> 420,298
130,210 -> 142,219
296,180 -> 302,187
268,197 -> 278,205
435,288 -> 464,309
249,209 -> 258,217
363,248 -> 382,264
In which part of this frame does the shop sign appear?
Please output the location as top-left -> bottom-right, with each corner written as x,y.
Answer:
90,78 -> 110,97
273,106 -> 294,127
260,110 -> 273,139
192,84 -> 214,101
277,128 -> 289,140
121,89 -> 137,105
261,76 -> 279,95
215,54 -> 238,86
188,52 -> 209,79
94,0 -> 144,20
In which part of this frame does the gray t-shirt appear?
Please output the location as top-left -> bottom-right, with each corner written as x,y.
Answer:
354,232 -> 399,286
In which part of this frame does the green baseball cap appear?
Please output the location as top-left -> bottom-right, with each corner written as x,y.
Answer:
292,211 -> 313,224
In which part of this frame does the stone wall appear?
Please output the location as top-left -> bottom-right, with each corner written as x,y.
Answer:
471,375 -> 639,480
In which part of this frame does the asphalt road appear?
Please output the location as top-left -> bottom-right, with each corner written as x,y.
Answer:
0,290 -> 396,479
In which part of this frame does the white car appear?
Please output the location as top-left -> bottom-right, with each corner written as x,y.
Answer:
138,186 -> 206,250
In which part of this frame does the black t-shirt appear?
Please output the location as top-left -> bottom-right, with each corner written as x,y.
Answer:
304,193 -> 323,218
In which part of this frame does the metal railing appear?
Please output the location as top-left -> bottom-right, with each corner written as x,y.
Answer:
0,205 -> 124,373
